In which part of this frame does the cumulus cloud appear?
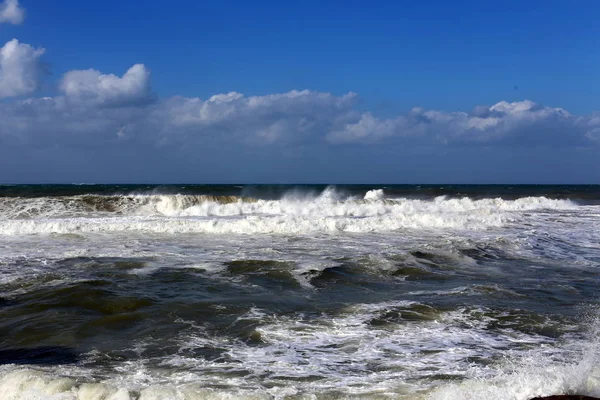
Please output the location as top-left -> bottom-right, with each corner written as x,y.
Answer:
60,64 -> 154,107
0,0 -> 24,24
0,39 -> 45,98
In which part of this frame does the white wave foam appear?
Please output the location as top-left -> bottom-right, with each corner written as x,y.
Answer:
151,303 -> 566,398
364,189 -> 385,201
0,368 -> 272,399
0,213 -> 502,235
0,301 -> 571,399
0,194 -> 582,235
427,332 -> 600,400
0,304 -> 596,399
145,194 -> 578,218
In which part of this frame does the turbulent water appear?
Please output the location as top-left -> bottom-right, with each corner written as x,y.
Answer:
1,184 -> 600,400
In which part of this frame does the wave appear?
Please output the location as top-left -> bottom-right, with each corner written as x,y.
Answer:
0,188 -> 578,219
0,194 -> 257,219
0,188 -> 583,235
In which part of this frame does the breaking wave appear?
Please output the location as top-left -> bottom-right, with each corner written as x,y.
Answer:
0,187 -> 581,235
0,194 -> 257,219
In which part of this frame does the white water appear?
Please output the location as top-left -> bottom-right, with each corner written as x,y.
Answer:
1,187 -> 599,399
427,314 -> 600,400
0,188 -> 583,235
0,307 -> 598,400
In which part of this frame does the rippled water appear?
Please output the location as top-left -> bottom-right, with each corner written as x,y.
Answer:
0,185 -> 599,399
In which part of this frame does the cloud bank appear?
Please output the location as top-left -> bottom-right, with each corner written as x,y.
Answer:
327,100 -> 594,146
0,71 -> 598,150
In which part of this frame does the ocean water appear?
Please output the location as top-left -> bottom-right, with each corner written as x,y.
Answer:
0,184 -> 599,400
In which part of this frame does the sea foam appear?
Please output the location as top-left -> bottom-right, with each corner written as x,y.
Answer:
1,306 -> 599,399
0,188 -> 581,236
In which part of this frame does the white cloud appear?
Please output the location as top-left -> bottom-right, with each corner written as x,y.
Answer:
157,90 -> 358,144
0,90 -> 598,151
0,0 -> 24,25
327,112 -> 406,143
327,100 -> 588,146
60,64 -> 153,107
0,39 -> 45,98
165,90 -> 356,126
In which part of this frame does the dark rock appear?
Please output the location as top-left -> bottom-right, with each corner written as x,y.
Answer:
530,396 -> 600,400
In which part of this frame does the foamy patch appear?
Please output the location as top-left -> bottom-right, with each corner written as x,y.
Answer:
427,348 -> 600,400
0,369 -> 274,400
0,305 -> 588,399
0,369 -> 76,399
428,363 -> 600,400
141,195 -> 579,218
364,189 -> 385,201
158,301 -> 561,396
427,313 -> 600,400
0,190 -> 581,221
0,211 -> 508,235
0,189 -> 587,236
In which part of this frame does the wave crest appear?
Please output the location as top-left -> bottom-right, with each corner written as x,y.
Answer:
0,194 -> 257,219
0,190 -> 583,235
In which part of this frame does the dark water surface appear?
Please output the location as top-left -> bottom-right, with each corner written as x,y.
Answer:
0,185 -> 599,399
2,183 -> 600,202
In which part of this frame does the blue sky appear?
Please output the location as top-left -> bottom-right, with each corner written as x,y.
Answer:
0,0 -> 599,183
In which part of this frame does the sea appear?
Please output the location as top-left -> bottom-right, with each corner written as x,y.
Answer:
0,184 -> 599,400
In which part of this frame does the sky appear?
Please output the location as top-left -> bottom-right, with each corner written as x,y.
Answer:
0,0 -> 599,183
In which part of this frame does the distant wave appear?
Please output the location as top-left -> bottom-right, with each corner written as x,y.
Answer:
0,187 -> 582,235
0,194 -> 257,219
